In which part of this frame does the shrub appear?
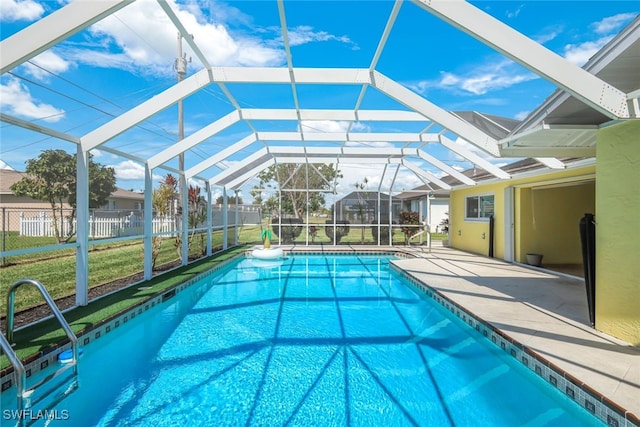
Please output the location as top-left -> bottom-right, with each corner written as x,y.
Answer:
271,217 -> 303,243
324,220 -> 350,244
370,220 -> 394,244
399,211 -> 422,245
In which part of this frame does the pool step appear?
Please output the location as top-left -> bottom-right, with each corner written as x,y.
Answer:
3,279 -> 80,425
22,367 -> 78,424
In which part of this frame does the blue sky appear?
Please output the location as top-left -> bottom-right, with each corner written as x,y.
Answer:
1,0 -> 638,201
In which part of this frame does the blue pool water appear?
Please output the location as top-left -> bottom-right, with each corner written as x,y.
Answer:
3,254 -> 602,426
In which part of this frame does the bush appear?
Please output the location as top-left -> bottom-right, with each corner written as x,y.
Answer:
370,220 -> 394,244
399,211 -> 422,245
325,220 -> 350,244
271,217 -> 303,243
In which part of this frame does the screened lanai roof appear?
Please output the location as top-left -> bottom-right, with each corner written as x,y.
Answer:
1,1 -> 639,194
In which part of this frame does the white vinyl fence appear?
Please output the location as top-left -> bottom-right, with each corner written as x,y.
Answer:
20,212 -> 177,239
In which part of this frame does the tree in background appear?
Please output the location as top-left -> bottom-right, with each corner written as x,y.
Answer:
10,149 -> 116,243
151,174 -> 177,269
251,163 -> 341,217
215,195 -> 243,205
186,184 -> 207,257
354,178 -> 369,243
399,211 -> 422,245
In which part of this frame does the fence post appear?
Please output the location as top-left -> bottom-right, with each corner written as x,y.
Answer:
1,208 -> 6,267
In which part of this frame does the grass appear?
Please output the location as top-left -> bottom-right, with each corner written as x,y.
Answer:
0,239 -> 179,317
267,222 -> 447,245
0,222 -> 442,317
0,245 -> 248,370
0,220 -> 443,369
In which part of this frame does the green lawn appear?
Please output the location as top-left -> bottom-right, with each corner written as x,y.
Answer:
0,221 -> 446,369
0,246 -> 248,370
0,222 -> 443,316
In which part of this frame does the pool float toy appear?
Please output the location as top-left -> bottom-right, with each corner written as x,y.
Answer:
252,229 -> 284,259
251,245 -> 284,260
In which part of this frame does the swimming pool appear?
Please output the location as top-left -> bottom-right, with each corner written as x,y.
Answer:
2,254 -> 603,426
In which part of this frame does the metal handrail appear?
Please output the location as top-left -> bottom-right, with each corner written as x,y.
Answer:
4,278 -> 79,413
0,332 -> 26,413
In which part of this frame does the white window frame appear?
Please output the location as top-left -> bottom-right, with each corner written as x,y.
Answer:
465,193 -> 495,221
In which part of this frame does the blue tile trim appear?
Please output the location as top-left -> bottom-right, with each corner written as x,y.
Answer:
392,264 -> 638,427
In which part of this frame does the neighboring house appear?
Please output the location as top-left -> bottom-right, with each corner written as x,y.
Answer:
0,169 -> 144,212
330,191 -> 402,223
104,188 -> 145,212
0,169 -> 144,234
394,189 -> 450,233
445,157 -> 595,269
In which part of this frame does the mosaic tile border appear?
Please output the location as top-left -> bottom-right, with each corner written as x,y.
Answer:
394,265 -> 639,427
257,246 -> 416,259
1,254 -> 241,393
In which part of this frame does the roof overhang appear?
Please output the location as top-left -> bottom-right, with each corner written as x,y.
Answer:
500,124 -> 598,157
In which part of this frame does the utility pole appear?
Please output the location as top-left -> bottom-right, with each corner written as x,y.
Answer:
176,32 -> 187,197
175,32 -> 190,264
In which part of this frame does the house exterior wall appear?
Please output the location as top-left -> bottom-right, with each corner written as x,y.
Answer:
429,199 -> 449,233
595,120 -> 640,345
398,196 -> 449,232
104,197 -> 143,212
518,183 -> 595,264
450,181 -> 506,257
449,165 -> 596,261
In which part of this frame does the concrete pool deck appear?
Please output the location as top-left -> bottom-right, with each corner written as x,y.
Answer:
388,245 -> 639,422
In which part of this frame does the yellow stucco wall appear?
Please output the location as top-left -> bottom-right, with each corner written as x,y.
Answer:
595,120 -> 640,345
450,165 -> 595,263
450,183 -> 505,258
520,183 -> 595,264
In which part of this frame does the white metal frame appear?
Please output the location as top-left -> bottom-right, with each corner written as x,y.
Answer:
1,0 -> 636,306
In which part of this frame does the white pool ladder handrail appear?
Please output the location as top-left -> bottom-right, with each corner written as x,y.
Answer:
3,278 -> 79,417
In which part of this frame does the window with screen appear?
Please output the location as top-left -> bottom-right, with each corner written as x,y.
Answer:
465,194 -> 494,220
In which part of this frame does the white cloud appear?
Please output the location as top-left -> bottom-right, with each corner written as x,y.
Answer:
591,13 -> 637,35
0,159 -> 15,170
84,0 -> 285,75
0,0 -> 44,22
563,36 -> 612,66
334,165 -> 424,197
417,60 -> 538,96
562,13 -> 636,66
75,1 -> 359,76
287,25 -> 358,50
300,120 -> 349,133
0,78 -> 65,122
23,50 -> 71,80
534,26 -> 563,44
110,160 -> 162,181
514,111 -> 530,121
300,120 -> 370,134
505,5 -> 524,19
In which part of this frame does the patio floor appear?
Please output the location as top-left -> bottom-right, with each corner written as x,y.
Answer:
386,245 -> 639,420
